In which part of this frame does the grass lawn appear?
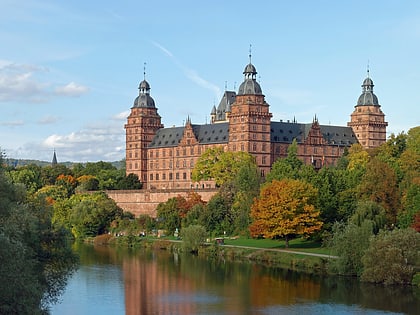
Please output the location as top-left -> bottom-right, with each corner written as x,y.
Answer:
223,237 -> 330,255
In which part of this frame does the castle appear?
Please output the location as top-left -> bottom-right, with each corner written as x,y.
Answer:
125,56 -> 387,190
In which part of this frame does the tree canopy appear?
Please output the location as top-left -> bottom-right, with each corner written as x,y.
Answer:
249,179 -> 322,247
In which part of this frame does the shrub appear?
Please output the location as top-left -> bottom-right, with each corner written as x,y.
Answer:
361,228 -> 420,285
181,225 -> 207,253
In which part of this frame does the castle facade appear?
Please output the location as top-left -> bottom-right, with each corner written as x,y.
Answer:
125,58 -> 387,190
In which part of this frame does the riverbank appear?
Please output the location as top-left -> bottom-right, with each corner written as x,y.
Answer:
88,234 -> 333,275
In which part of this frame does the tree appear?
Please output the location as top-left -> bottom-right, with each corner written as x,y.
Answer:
117,173 -> 142,190
70,192 -> 123,239
358,157 -> 399,225
192,147 -> 256,186
349,200 -> 387,234
328,221 -> 373,276
361,228 -> 420,285
76,175 -> 100,192
231,162 -> 261,235
347,143 -> 369,171
156,197 -> 182,235
181,224 -> 207,253
249,179 -> 322,247
266,139 -> 308,183
0,160 -> 77,314
199,193 -> 232,236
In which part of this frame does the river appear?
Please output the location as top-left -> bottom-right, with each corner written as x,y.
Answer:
50,243 -> 420,315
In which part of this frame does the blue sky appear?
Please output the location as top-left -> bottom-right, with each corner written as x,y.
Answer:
1,0 -> 419,162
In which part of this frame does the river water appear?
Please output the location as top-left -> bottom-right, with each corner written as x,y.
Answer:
50,243 -> 420,315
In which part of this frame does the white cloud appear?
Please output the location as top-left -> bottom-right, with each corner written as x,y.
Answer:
38,122 -> 125,162
0,60 -> 89,103
112,110 -> 130,120
0,61 -> 50,102
54,82 -> 89,97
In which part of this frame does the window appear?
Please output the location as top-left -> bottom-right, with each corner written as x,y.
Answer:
156,174 -> 159,180
162,173 -> 166,180
183,173 -> 187,180
150,174 -> 153,180
176,173 -> 179,180
169,173 -> 173,180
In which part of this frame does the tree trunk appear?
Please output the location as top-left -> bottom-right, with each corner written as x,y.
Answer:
285,236 -> 289,248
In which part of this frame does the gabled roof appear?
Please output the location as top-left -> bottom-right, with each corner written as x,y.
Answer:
149,123 -> 229,148
270,121 -> 357,146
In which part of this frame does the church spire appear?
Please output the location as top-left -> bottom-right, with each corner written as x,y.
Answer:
52,150 -> 57,166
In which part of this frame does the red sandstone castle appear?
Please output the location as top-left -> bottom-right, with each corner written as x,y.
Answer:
125,57 -> 387,190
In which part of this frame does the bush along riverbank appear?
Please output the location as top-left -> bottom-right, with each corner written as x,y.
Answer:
88,234 -> 330,275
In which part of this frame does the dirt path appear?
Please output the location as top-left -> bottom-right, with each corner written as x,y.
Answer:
222,244 -> 338,259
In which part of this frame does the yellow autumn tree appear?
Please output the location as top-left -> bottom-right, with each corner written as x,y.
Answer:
249,179 -> 322,247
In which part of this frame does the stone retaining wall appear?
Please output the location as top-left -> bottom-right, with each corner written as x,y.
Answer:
106,189 -> 218,217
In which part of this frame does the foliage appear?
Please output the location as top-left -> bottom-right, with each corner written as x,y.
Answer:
328,221 -> 373,276
69,192 -> 123,239
199,193 -> 232,236
361,228 -> 420,285
0,162 -> 77,314
249,179 -> 322,247
347,143 -> 369,171
76,175 -> 100,192
349,200 -> 387,234
358,157 -> 399,224
7,163 -> 42,194
266,139 -> 309,182
181,224 -> 207,253
156,197 -> 182,235
116,173 -> 142,190
191,147 -> 256,186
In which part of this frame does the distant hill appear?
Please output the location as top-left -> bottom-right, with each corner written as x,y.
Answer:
4,158 -> 124,169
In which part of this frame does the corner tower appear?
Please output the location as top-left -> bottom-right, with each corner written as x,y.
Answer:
228,51 -> 272,176
348,70 -> 387,149
125,69 -> 163,185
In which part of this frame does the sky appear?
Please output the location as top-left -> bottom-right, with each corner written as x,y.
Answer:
1,0 -> 419,162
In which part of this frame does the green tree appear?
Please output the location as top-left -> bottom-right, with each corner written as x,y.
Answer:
70,192 -> 123,239
181,224 -> 207,253
0,159 -> 77,314
361,228 -> 420,285
249,179 -> 322,247
199,193 -> 231,236
156,197 -> 182,235
192,147 -> 256,186
7,163 -> 42,194
328,221 -> 373,276
349,200 -> 387,234
117,173 -> 142,190
347,143 -> 369,171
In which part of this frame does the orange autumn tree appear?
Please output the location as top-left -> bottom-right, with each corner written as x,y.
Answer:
249,179 -> 322,247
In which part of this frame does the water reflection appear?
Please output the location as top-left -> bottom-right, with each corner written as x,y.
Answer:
53,244 -> 420,315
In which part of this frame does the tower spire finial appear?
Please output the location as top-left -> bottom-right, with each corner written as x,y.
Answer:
143,62 -> 147,80
249,44 -> 252,63
367,59 -> 370,78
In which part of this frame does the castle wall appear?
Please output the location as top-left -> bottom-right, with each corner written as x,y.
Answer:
106,188 -> 218,217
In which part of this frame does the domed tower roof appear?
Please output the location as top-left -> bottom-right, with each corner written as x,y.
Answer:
133,66 -> 156,108
237,49 -> 262,95
238,64 -> 262,95
357,70 -> 379,106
